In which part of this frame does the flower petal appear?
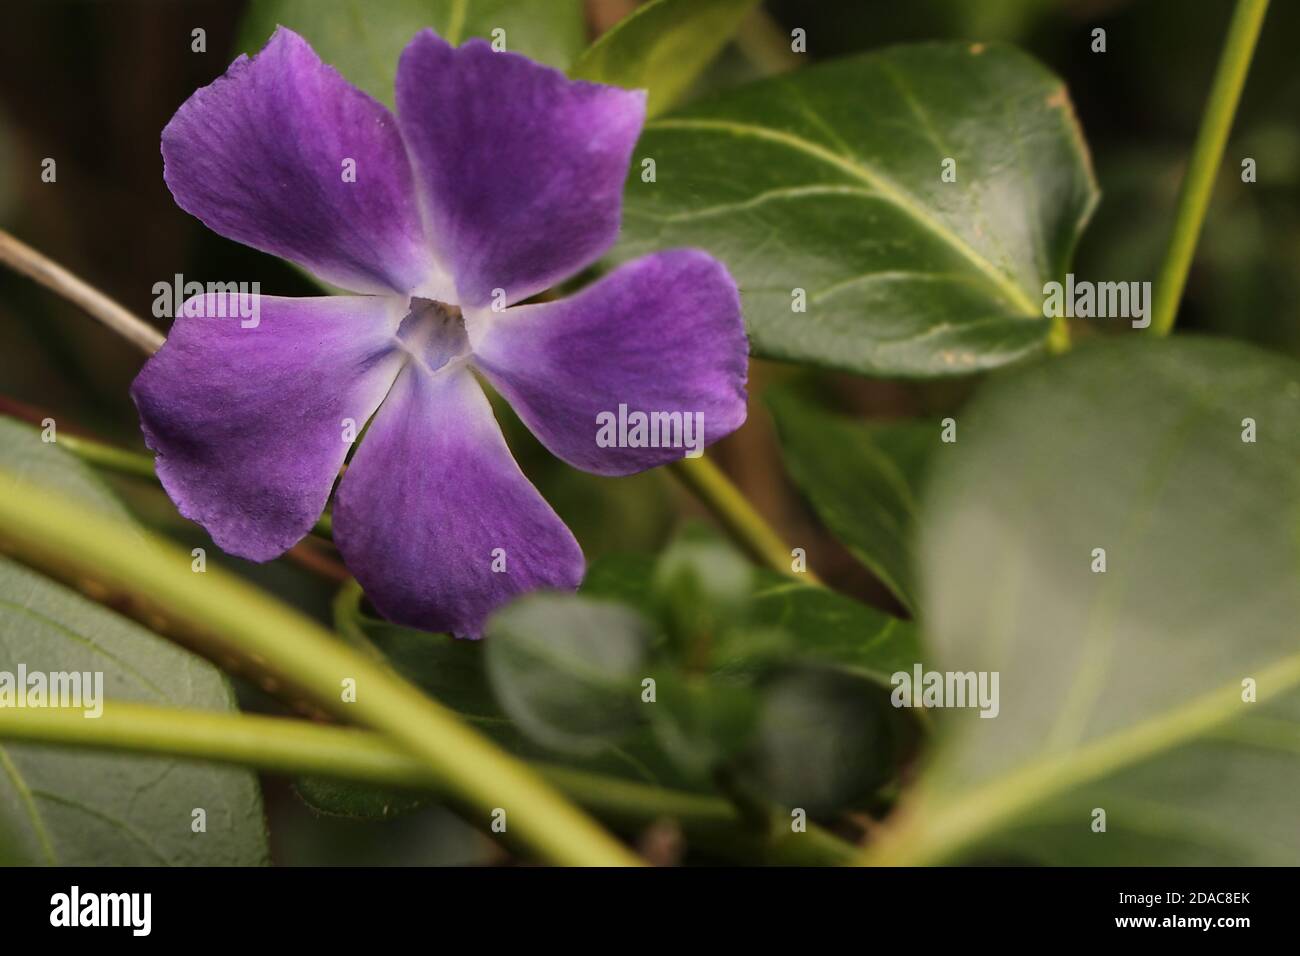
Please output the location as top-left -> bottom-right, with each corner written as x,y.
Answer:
162,27 -> 432,295
395,30 -> 646,308
333,364 -> 584,637
131,294 -> 406,560
472,250 -> 749,476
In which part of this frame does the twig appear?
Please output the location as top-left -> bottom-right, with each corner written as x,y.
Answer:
0,227 -> 164,355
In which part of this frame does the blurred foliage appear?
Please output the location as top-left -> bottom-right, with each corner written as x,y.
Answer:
320,526 -> 917,828
904,337 -> 1300,865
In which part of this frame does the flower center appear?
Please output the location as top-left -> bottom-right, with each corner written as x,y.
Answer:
396,297 -> 469,374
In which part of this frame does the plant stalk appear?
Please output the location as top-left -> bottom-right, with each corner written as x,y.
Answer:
1150,0 -> 1269,336
0,475 -> 640,867
0,227 -> 165,354
668,456 -> 821,584
0,702 -> 856,865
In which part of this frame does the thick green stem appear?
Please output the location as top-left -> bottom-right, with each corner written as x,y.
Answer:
668,456 -> 821,584
56,432 -> 158,480
1150,0 -> 1269,336
0,474 -> 639,867
0,702 -> 855,865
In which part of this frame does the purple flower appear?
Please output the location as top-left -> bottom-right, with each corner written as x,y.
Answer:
131,27 -> 748,637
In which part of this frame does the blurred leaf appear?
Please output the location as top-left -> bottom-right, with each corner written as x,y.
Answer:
767,387 -> 932,610
753,666 -> 914,815
570,0 -> 760,118
317,583 -> 693,818
931,0 -> 1057,41
484,594 -> 652,755
892,337 -> 1300,865
584,548 -> 921,680
651,528 -> 753,653
271,795 -> 493,864
583,546 -> 922,804
650,671 -> 762,778
237,0 -> 587,105
749,575 -> 922,680
0,426 -> 266,865
578,551 -> 659,610
617,42 -> 1098,377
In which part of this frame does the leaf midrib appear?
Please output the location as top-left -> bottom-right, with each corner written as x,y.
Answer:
647,117 -> 1041,317
864,652 -> 1300,865
0,745 -> 56,864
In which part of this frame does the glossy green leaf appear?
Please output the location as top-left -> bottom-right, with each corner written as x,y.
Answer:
617,42 -> 1098,377
873,338 -> 1300,865
570,0 -> 759,118
237,0 -> 587,105
0,424 -> 267,865
767,387 -> 932,610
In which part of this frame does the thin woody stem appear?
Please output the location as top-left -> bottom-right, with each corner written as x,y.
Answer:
0,227 -> 164,355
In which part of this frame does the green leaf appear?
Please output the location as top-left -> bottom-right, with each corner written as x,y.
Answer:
617,42 -> 1098,377
748,576 -> 922,681
484,594 -> 652,755
752,666 -> 915,816
0,425 -> 267,865
0,418 -> 134,522
322,582 -> 695,817
584,549 -> 921,681
293,776 -> 427,821
570,0 -> 759,118
651,529 -> 753,656
237,0 -> 588,105
873,337 -> 1300,865
767,387 -> 932,610
649,671 -> 761,778
583,548 -> 921,808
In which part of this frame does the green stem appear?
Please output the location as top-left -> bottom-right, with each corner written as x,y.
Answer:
668,456 -> 821,584
0,474 -> 639,867
1047,316 -> 1071,354
1150,0 -> 1269,337
0,702 -> 855,865
56,432 -> 158,480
